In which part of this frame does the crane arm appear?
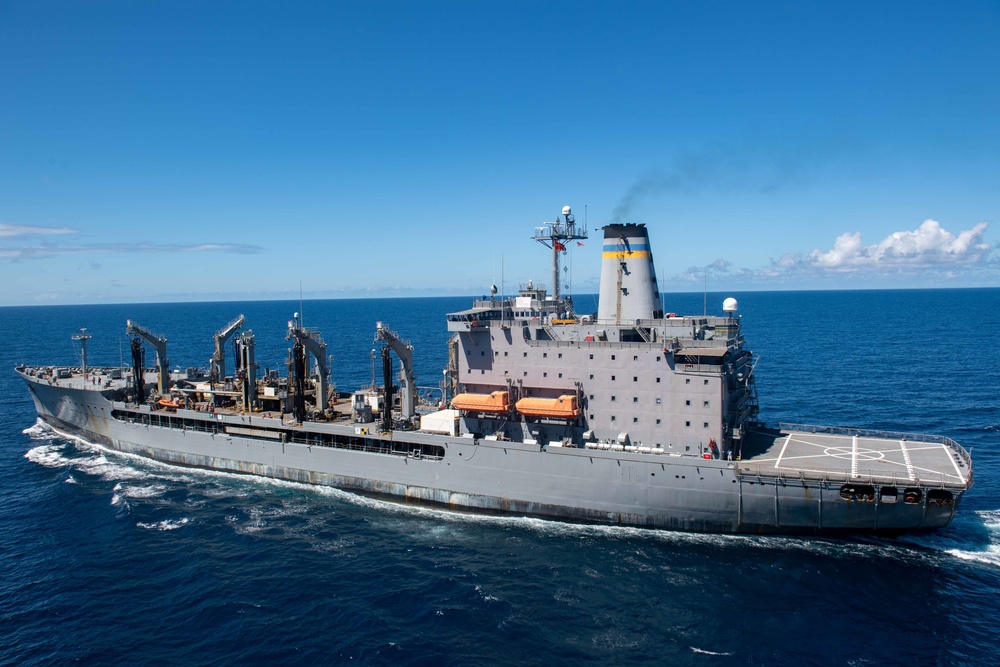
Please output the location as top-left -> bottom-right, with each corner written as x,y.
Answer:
375,322 -> 416,420
212,314 -> 245,381
286,325 -> 330,410
126,319 -> 170,395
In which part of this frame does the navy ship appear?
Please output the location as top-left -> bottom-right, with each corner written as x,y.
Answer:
17,208 -> 973,534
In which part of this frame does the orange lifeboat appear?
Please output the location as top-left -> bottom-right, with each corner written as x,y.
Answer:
451,391 -> 510,414
158,398 -> 182,411
515,394 -> 580,419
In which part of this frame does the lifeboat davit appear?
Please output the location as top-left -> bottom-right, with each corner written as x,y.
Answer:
515,394 -> 580,419
451,391 -> 510,414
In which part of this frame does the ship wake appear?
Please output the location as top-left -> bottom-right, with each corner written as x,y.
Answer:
899,509 -> 1000,568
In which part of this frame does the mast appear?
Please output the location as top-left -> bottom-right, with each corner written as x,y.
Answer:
532,205 -> 588,304
72,328 -> 92,374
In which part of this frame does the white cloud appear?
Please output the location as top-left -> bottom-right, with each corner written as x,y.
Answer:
0,241 -> 264,260
809,219 -> 990,269
0,223 -> 77,237
668,219 -> 994,287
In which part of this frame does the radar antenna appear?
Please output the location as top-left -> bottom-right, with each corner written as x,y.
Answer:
531,205 -> 588,304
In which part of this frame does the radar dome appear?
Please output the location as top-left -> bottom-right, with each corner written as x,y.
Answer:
722,297 -> 738,313
562,205 -> 572,216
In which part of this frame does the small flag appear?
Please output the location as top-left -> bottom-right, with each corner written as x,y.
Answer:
554,241 -> 566,251
577,241 -> 585,246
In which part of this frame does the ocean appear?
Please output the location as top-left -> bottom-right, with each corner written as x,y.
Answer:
1,289 -> 998,666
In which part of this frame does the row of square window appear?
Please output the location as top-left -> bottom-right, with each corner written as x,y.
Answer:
484,351 -> 663,363
587,395 -> 710,407
466,367 -> 712,385
468,366 -> 716,389
589,415 -> 710,427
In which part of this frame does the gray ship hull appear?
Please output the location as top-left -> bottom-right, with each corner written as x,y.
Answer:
20,370 -> 969,535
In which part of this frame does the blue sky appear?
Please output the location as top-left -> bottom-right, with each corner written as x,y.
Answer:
1,1 -> 997,305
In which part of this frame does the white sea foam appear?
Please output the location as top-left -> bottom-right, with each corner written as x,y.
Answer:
474,585 -> 499,603
25,443 -> 73,468
136,518 -> 191,531
110,483 -> 130,511
690,647 -> 733,656
119,483 -> 168,499
901,509 -> 1000,568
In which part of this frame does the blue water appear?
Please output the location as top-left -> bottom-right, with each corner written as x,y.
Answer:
2,290 -> 999,665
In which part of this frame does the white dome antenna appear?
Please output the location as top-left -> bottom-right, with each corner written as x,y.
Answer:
723,297 -> 739,314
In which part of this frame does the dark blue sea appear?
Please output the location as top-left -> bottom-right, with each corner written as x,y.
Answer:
2,290 -> 998,666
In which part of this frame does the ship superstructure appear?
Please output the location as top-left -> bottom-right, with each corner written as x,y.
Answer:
446,218 -> 756,460
16,207 -> 973,534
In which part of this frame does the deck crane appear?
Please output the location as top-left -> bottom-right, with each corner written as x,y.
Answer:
375,321 -> 416,425
126,320 -> 170,396
210,314 -> 245,384
286,316 -> 331,416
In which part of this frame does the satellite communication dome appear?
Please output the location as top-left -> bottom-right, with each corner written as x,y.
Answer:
722,297 -> 738,313
562,205 -> 572,216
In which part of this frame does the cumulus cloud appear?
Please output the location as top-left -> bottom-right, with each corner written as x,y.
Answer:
669,219 -> 994,286
810,220 -> 990,269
